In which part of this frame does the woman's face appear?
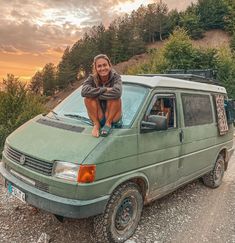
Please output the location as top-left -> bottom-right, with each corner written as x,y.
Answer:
95,58 -> 111,80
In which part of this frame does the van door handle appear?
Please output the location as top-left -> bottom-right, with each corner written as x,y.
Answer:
179,129 -> 184,143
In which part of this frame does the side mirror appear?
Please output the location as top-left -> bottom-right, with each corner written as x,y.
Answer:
141,115 -> 167,132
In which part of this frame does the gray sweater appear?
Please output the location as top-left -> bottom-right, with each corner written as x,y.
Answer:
81,69 -> 122,100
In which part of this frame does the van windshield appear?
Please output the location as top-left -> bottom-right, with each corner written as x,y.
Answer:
52,84 -> 149,127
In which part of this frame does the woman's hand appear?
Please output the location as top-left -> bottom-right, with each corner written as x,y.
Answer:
106,87 -> 113,92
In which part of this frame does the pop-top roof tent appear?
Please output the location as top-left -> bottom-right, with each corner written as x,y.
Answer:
121,69 -> 226,94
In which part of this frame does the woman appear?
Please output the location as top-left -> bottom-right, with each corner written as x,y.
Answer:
81,54 -> 122,137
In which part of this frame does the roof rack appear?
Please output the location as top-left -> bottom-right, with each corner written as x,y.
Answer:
138,69 -> 221,86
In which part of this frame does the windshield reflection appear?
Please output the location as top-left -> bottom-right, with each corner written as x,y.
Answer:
53,84 -> 149,128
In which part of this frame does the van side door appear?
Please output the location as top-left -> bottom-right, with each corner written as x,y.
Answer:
137,92 -> 181,200
178,92 -> 216,182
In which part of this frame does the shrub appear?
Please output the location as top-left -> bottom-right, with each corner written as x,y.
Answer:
126,28 -> 235,99
0,74 -> 46,157
215,47 -> 235,98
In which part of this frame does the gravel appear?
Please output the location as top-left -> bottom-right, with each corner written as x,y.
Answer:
1,153 -> 235,243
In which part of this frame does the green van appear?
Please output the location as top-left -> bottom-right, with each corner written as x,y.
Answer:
0,75 -> 234,242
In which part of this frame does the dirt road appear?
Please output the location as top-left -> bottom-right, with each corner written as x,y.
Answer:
1,152 -> 235,243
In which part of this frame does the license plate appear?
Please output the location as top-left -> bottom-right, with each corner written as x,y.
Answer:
7,182 -> 26,203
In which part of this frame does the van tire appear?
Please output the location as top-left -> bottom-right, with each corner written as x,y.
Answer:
93,182 -> 143,243
202,155 -> 225,188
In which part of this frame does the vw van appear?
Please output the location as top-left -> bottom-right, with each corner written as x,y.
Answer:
0,74 -> 234,243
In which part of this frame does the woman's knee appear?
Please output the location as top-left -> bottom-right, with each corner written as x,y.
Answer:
84,97 -> 96,104
84,97 -> 101,109
107,98 -> 122,108
84,97 -> 103,118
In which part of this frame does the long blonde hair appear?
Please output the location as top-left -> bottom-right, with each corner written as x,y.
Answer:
92,54 -> 112,85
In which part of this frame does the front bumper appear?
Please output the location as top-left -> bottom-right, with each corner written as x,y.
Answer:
0,162 -> 109,218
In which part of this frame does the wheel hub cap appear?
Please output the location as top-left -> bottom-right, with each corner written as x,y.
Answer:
115,197 -> 134,231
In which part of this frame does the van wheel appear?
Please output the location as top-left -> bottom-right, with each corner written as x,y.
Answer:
202,155 -> 225,188
93,182 -> 143,243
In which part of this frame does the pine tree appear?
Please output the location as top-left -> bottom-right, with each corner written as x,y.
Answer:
197,0 -> 229,30
57,47 -> 77,89
155,1 -> 169,41
179,6 -> 204,39
224,0 -> 235,33
168,9 -> 180,33
42,63 -> 56,96
163,27 -> 195,69
29,71 -> 43,94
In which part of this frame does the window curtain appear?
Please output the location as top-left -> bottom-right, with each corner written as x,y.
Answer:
215,94 -> 228,135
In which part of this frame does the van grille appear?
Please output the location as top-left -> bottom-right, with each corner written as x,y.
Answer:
4,145 -> 53,176
35,181 -> 49,192
5,164 -> 49,193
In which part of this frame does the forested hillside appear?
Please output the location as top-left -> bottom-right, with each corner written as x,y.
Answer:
27,0 -> 235,95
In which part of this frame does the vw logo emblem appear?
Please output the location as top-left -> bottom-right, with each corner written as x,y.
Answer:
19,155 -> 26,165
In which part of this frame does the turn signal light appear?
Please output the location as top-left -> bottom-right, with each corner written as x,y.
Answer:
77,165 -> 96,183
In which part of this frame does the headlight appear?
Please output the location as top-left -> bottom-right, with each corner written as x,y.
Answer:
53,161 -> 96,183
53,161 -> 80,182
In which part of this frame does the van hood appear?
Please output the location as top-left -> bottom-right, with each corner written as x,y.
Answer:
6,115 -> 102,164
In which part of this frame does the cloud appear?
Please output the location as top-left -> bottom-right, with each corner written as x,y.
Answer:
0,19 -> 82,53
0,0 -> 195,55
51,47 -> 66,53
0,0 -> 196,81
0,0 -> 129,55
0,45 -> 20,54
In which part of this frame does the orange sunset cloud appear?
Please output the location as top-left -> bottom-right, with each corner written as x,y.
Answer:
0,0 -> 196,83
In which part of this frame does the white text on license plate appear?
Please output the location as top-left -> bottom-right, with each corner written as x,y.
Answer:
8,183 -> 26,203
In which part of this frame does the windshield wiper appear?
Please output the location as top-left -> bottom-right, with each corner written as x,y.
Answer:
47,110 -> 60,120
64,113 -> 92,125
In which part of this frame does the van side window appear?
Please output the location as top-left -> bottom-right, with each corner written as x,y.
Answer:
181,94 -> 213,126
144,94 -> 177,129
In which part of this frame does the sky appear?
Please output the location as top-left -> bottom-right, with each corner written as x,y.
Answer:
0,0 -> 196,82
